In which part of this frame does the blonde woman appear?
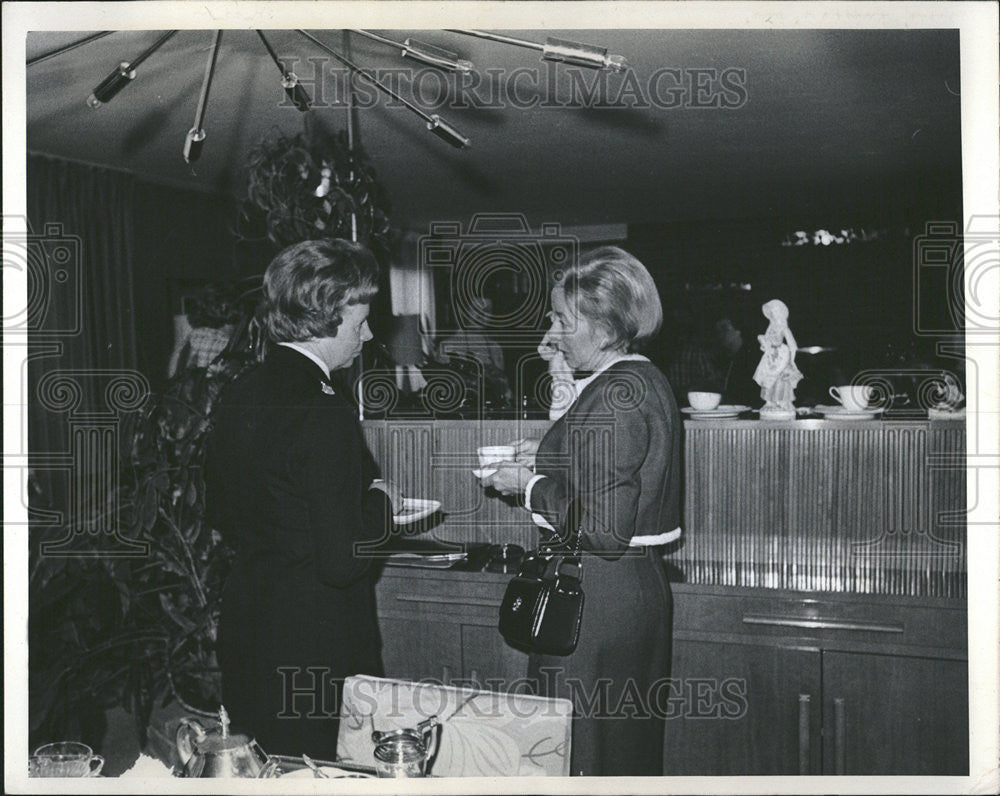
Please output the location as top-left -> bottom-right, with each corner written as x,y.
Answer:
483,247 -> 680,776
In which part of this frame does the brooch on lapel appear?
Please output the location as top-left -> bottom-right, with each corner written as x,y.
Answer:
320,381 -> 336,395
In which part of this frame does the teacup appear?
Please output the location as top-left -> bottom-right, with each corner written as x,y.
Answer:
477,445 -> 515,468
829,385 -> 872,412
688,391 -> 722,411
29,742 -> 104,777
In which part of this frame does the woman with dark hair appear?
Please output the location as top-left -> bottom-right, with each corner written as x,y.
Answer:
206,238 -> 402,758
483,246 -> 681,776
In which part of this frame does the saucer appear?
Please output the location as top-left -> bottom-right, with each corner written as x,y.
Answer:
393,498 -> 442,525
814,404 -> 882,420
472,468 -> 498,479
928,407 -> 965,420
281,766 -> 374,778
682,405 -> 750,419
386,551 -> 466,568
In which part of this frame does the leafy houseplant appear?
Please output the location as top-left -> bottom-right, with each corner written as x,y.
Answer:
29,320 -> 260,749
239,119 -> 392,257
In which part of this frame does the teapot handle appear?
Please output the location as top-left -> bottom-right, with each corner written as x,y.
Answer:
175,718 -> 206,768
257,757 -> 279,779
418,716 -> 441,763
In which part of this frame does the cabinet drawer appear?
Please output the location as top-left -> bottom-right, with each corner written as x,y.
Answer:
376,570 -> 507,623
673,587 -> 967,656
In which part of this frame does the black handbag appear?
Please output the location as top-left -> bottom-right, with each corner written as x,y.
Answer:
498,505 -> 584,656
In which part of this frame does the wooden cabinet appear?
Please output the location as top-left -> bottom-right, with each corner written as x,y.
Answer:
666,641 -> 821,775
375,566 -> 529,690
821,651 -> 968,775
665,584 -> 969,776
375,571 -> 968,776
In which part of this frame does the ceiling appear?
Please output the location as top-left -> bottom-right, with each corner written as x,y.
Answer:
25,28 -> 963,229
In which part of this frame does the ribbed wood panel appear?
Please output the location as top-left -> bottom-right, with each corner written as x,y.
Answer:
363,419 -> 966,595
363,420 -> 550,548
681,420 -> 967,597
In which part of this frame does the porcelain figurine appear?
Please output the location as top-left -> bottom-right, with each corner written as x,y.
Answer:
753,299 -> 802,420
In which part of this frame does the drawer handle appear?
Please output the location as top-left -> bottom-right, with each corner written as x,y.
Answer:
798,694 -> 811,775
741,615 -> 904,634
396,595 -> 499,607
834,697 -> 846,774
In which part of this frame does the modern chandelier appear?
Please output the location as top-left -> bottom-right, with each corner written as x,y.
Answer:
27,29 -> 629,162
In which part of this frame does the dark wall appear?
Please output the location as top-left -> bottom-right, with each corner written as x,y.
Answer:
131,183 -> 272,384
628,197 -> 965,401
127,172 -> 964,393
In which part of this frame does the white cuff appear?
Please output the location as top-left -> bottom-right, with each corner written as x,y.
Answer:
629,528 -> 682,547
523,474 -> 547,511
530,512 -> 557,532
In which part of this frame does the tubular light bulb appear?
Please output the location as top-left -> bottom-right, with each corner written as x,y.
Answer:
281,72 -> 312,112
427,115 -> 470,148
183,128 -> 207,163
87,62 -> 136,108
542,38 -> 628,73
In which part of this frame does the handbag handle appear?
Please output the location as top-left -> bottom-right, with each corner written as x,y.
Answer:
547,498 -> 585,582
556,557 -> 581,576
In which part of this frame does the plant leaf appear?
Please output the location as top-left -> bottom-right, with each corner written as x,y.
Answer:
159,593 -> 197,633
141,487 -> 158,531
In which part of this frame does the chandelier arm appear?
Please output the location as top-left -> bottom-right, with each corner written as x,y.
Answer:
192,31 -> 223,134
342,30 -> 358,242
445,29 -> 542,52
128,30 -> 178,70
27,31 -> 114,67
296,29 -> 433,123
349,29 -> 472,72
256,30 -> 311,112
255,30 -> 288,76
349,29 -> 399,49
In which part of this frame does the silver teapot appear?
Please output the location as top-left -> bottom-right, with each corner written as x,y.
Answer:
371,716 -> 440,778
175,706 -> 277,778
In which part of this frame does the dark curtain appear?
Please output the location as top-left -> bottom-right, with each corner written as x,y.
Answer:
26,154 -> 140,516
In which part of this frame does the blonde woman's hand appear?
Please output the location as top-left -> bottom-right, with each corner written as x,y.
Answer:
509,438 -> 540,470
482,462 -> 534,497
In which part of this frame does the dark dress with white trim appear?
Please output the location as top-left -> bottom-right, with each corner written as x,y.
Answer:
527,359 -> 681,776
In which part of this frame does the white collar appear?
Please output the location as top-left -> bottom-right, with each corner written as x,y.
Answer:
278,342 -> 330,379
573,353 -> 649,395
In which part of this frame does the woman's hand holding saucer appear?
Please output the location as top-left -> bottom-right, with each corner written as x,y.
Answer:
509,438 -> 540,470
481,461 -> 534,497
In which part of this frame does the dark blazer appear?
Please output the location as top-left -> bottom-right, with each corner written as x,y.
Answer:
525,358 -> 681,776
206,345 -> 390,758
